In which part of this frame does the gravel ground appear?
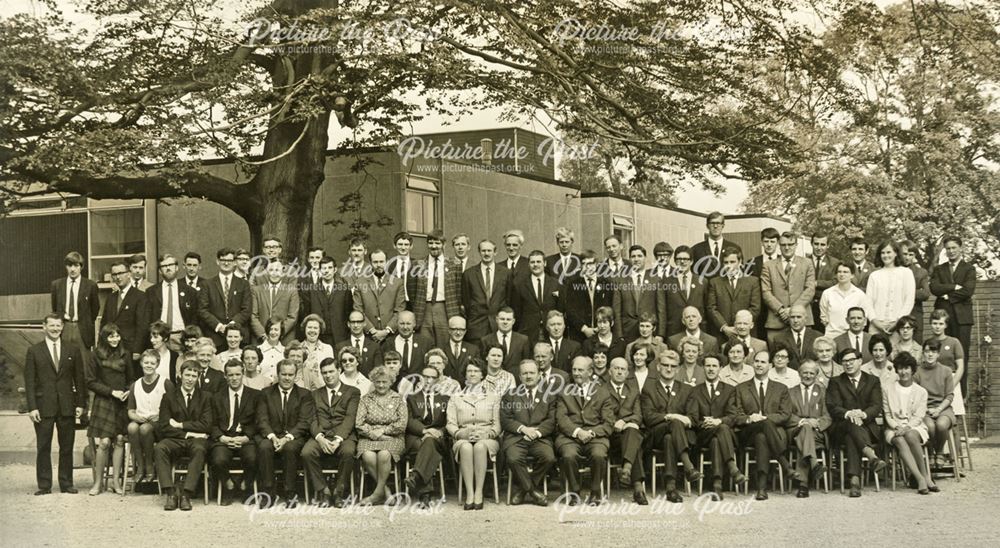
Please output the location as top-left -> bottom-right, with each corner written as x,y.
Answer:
2,448 -> 999,547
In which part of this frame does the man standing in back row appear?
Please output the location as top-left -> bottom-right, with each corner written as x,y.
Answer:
51,252 -> 100,350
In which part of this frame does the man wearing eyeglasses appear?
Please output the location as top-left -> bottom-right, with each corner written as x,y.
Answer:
826,348 -> 885,497
403,366 -> 450,508
148,254 -> 198,351
198,248 -> 252,349
335,311 -> 383,376
761,231 -> 817,348
690,212 -> 742,279
101,261 -> 150,360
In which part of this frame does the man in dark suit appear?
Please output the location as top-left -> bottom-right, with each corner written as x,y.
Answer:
901,240 -> 932,342
443,316 -> 477,384
155,361 -> 212,511
183,251 -> 207,293
769,305 -> 821,370
826,347 -> 886,497
787,360 -> 832,498
690,212 -> 742,279
383,311 -> 433,376
666,306 -> 719,356
542,311 -> 582,372
101,261 -> 150,359
51,251 -> 100,349
412,230 -> 463,350
685,353 -> 746,500
706,247 -> 761,339
761,232 -> 817,346
500,229 -> 531,280
560,251 -> 614,342
930,235 -> 977,393
209,360 -> 260,505
297,247 -> 325,332
605,358 -> 647,504
848,238 -> 875,290
402,365 -> 450,507
510,250 -> 560,343
661,246 -> 707,337
256,359 -> 316,505
749,228 -> 780,279
451,233 -> 472,273
834,307 -> 874,363
24,314 -> 86,495
149,254 -> 199,350
733,350 -> 797,501
199,248 -> 252,348
336,311 -> 383,376
501,360 -> 557,506
545,227 -> 581,284
556,356 -> 616,505
301,256 -> 353,346
462,239 -> 510,343
600,235 -> 626,278
809,234 -> 841,330
479,308 -> 531,373
612,245 -> 666,341
534,342 -> 572,393
354,249 -> 406,344
640,349 -> 702,503
301,358 -> 360,508
194,338 -> 226,393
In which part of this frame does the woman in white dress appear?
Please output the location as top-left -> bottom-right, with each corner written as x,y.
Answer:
866,241 -> 915,335
882,352 -> 937,494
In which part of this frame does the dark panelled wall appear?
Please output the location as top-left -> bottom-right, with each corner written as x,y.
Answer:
0,213 -> 88,295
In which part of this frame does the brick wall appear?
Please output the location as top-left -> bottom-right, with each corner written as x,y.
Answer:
962,280 -> 1000,437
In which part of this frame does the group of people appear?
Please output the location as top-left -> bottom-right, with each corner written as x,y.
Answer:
24,212 -> 976,510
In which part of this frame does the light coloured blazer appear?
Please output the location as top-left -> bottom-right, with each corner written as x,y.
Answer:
882,382 -> 929,441
251,282 -> 300,344
761,256 -> 817,329
353,274 -> 406,333
787,383 -> 832,431
446,390 -> 501,440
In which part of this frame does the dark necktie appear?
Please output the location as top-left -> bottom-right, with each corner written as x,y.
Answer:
795,331 -> 802,353
402,338 -> 411,370
330,389 -> 336,408
528,389 -> 536,410
803,387 -> 810,408
553,339 -> 560,361
281,390 -> 288,413
484,265 -> 493,300
615,384 -> 623,399
222,277 -> 230,310
501,333 -> 508,356
116,288 -> 125,314
708,382 -> 715,402
854,335 -> 862,354
429,258 -> 439,301
67,278 -> 76,320
230,392 -> 239,430
355,338 -> 363,355
535,277 -> 542,303
424,393 -> 432,420
784,260 -> 792,278
851,377 -> 859,390
185,391 -> 192,409
758,382 -> 766,409
682,273 -> 689,299
713,242 -> 719,259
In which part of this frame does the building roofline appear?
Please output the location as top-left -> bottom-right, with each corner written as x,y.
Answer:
579,191 -> 789,223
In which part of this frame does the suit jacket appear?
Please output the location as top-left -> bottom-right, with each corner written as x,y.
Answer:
666,331 -> 719,356
851,260 -> 875,290
198,275 -> 252,347
686,381 -> 738,427
382,333 -> 434,375
310,383 -> 361,441
706,275 -> 762,333
198,367 -> 226,394
101,286 -> 150,355
157,385 -> 213,440
545,253 -> 581,283
183,276 -> 208,293
479,331 -> 531,373
760,256 -> 817,329
581,335 -> 627,363
770,327 -> 822,370
499,386 -> 557,451
547,337 -> 582,373
834,331 -> 874,363
640,379 -> 695,430
787,383 -> 832,431
461,263 -> 511,341
560,275 -> 614,342
406,390 -> 449,436
256,384 -> 315,439
611,270 -> 666,340
302,279 -> 353,345
691,239 -> 742,278
251,282 -> 300,344
930,260 -> 977,325
50,276 -> 100,348
811,255 -> 842,300
498,256 -> 530,281
605,379 -> 642,425
510,274 -> 560,342
733,378 -> 791,426
909,263 -> 931,317
353,274 -> 406,333
210,386 -> 261,439
555,384 -> 615,450
24,339 -> 87,417
335,337 -> 383,376
750,254 -> 781,279
147,280 -> 199,330
661,274 -> 707,336
826,372 -> 882,440
443,341 -> 478,383
412,257 -> 463,328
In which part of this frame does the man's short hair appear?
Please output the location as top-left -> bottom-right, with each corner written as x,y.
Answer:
721,246 -> 742,261
528,249 -> 545,260
628,244 -> 646,257
43,312 -> 63,324
307,246 -> 324,255
63,251 -> 84,266
603,234 -> 620,246
180,360 -> 201,375
451,233 -> 470,245
349,237 -> 367,249
580,249 -> 598,261
427,230 -> 445,244
848,237 -> 868,250
320,255 -> 337,267
673,245 -> 692,257
217,247 -> 236,259
653,241 -> 673,255
184,251 -> 202,263
555,227 -> 575,241
942,235 -> 963,247
393,232 -> 413,245
383,350 -> 402,362
127,253 -> 146,266
706,211 -> 725,224
760,228 -> 779,240
503,229 -> 525,244
224,359 -> 244,372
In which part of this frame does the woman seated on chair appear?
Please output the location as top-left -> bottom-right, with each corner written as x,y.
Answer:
287,341 -> 322,391
241,345 -> 272,390
926,309 -> 966,417
862,333 -> 898,388
767,343 -> 800,388
812,336 -> 844,389
355,366 -> 408,505
882,351 -> 938,494
677,336 -> 707,386
127,349 -> 172,484
398,349 -> 461,397
87,323 -> 135,495
300,314 -> 335,365
914,339 -> 956,470
257,319 -> 285,380
581,306 -> 626,362
482,343 -> 516,396
446,358 -> 501,510
338,346 -> 372,396
890,315 -> 922,362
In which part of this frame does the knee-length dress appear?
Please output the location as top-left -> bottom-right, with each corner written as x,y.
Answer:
87,352 -> 135,438
914,363 -> 956,423
882,381 -> 929,444
355,390 -> 407,461
446,389 -> 501,461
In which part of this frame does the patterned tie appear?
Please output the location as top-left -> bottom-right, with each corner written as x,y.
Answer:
784,260 -> 792,278
222,276 -> 230,310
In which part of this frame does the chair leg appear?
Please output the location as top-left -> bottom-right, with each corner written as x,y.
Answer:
962,415 -> 974,471
650,455 -> 657,497
438,462 -> 446,501
506,473 -> 513,505
948,429 -> 961,482
838,449 -> 845,494
697,454 -> 705,494
492,460 -> 500,504
203,464 -> 210,505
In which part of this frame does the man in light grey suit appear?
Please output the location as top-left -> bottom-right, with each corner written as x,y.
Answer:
250,259 -> 300,345
761,232 -> 816,347
353,250 -> 405,344
786,360 -> 831,498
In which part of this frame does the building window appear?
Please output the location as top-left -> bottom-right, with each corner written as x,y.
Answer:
89,203 -> 146,283
612,214 -> 634,249
405,175 -> 439,235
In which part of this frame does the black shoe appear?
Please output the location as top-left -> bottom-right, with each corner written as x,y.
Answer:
849,477 -> 861,498
811,462 -> 827,478
872,458 -> 887,474
179,494 -> 192,511
34,489 -> 51,496
917,488 -> 929,495
732,471 -> 747,486
164,493 -> 178,511
666,490 -> 683,504
796,487 -> 810,498
419,494 -> 431,508
510,491 -> 525,505
686,468 -> 703,483
284,497 -> 298,509
566,492 -> 580,506
463,502 -> 475,511
928,485 -> 940,493
60,487 -> 78,494
633,491 -> 649,505
529,490 -> 548,506
474,502 -> 483,510
619,464 -> 632,487
755,489 -> 768,501
403,475 -> 418,493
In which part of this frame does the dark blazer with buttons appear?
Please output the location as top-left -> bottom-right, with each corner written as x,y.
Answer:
510,274 -> 560,343
382,333 -> 434,376
479,331 -> 531,374
686,381 -> 738,428
661,274 -> 707,337
197,367 -> 226,394
611,271 -> 666,340
545,253 -> 581,283
546,337 -> 582,373
560,274 -> 615,342
770,327 -> 821,370
335,338 -> 383,377
461,263 -> 511,342
157,385 -> 213,440
787,384 -> 832,431
834,331 -> 874,363
256,384 -> 315,440
302,279 -> 353,345
826,371 -> 882,440
310,383 -> 360,441
101,286 -> 150,355
147,280 -> 199,330
640,379 -> 695,430
50,276 -> 101,348
930,259 -> 977,326
198,275 -> 252,347
406,390 -> 449,435
733,379 -> 791,426
443,340 -> 478,384
706,275 -> 762,333
555,384 -> 615,450
211,386 -> 261,439
691,239 -> 742,279
500,386 -> 557,451
605,379 -> 642,425
24,339 -> 87,418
